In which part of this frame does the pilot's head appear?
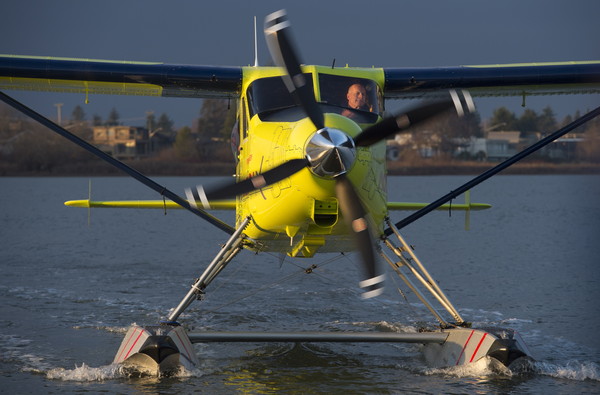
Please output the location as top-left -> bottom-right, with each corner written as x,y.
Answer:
346,83 -> 367,110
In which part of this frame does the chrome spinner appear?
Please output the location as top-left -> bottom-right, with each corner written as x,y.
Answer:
305,128 -> 356,178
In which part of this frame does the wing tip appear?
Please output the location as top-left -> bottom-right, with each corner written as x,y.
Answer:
64,199 -> 90,207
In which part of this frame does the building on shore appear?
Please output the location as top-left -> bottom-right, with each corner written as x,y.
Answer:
93,126 -> 173,159
387,130 -> 587,162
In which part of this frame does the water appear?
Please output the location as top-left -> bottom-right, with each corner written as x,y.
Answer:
1,175 -> 599,393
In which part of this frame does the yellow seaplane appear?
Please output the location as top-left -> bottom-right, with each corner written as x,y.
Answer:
1,9 -> 599,376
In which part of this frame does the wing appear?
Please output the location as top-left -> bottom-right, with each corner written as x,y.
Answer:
383,61 -> 600,99
0,54 -> 242,99
2,55 -> 598,100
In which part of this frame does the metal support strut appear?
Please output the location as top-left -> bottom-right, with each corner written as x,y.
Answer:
166,216 -> 251,323
381,219 -> 465,328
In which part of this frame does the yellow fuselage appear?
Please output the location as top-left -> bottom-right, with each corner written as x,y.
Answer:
235,66 -> 388,257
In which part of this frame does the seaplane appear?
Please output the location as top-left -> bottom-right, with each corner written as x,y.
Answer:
1,10 -> 599,376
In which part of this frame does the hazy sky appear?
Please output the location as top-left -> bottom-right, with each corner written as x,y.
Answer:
1,0 -> 598,128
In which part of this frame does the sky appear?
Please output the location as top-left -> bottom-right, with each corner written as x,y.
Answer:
1,0 -> 598,129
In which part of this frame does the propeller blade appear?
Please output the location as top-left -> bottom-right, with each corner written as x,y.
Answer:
354,99 -> 454,147
335,174 -> 384,298
264,10 -> 325,130
187,158 -> 309,209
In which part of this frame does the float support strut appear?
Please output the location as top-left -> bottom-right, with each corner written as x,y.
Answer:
166,216 -> 251,323
383,219 -> 465,326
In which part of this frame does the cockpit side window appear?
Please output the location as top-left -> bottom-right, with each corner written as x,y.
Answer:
319,74 -> 382,123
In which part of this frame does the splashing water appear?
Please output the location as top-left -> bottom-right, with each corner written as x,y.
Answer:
46,363 -> 126,381
46,362 -> 206,381
534,360 -> 600,382
424,356 -> 513,378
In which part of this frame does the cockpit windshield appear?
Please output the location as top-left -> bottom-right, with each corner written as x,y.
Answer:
318,74 -> 382,123
246,73 -> 382,123
247,73 -> 313,121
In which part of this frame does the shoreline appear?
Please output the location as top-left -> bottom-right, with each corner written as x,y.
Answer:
1,160 -> 599,177
385,161 -> 600,175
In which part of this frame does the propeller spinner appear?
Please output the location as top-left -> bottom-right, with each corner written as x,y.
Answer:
306,128 -> 356,178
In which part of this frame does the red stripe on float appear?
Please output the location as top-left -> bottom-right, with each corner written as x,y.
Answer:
174,329 -> 194,362
469,332 -> 488,363
124,328 -> 146,360
455,330 -> 475,365
116,328 -> 139,362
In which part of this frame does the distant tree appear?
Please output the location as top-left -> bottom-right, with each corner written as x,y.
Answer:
537,106 -> 557,133
8,120 -> 90,172
457,111 -> 482,138
106,108 -> 120,126
157,113 -> 174,133
92,114 -> 103,126
195,99 -> 237,161
399,109 -> 482,157
442,112 -> 481,154
66,105 -> 91,140
489,107 -> 518,131
516,108 -> 539,133
560,114 -> 573,128
173,126 -> 199,160
71,105 -> 86,123
220,102 -> 238,139
0,105 -> 21,133
146,112 -> 156,132
197,99 -> 234,141
577,113 -> 600,162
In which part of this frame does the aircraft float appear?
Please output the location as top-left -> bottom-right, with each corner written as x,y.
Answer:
1,10 -> 599,375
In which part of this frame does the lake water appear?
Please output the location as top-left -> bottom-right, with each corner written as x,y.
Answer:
1,175 -> 599,394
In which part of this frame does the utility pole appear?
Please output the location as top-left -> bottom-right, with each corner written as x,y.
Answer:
54,103 -> 63,125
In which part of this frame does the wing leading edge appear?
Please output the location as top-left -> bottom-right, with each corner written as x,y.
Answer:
383,61 -> 600,99
0,54 -> 242,99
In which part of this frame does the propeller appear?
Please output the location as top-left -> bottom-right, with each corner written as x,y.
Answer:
264,9 -> 325,131
185,9 -> 469,298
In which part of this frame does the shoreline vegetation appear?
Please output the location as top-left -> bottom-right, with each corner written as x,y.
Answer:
2,100 -> 598,178
1,158 -> 598,177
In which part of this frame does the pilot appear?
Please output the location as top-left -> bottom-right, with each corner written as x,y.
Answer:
341,83 -> 369,118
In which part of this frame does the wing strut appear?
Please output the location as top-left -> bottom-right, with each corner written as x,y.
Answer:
385,105 -> 600,235
0,91 -> 234,235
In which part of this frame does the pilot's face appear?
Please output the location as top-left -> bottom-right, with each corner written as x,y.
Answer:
347,84 -> 367,109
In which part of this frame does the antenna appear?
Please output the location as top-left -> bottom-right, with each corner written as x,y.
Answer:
253,16 -> 259,67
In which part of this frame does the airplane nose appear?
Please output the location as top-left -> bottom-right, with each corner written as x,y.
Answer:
306,128 -> 356,178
